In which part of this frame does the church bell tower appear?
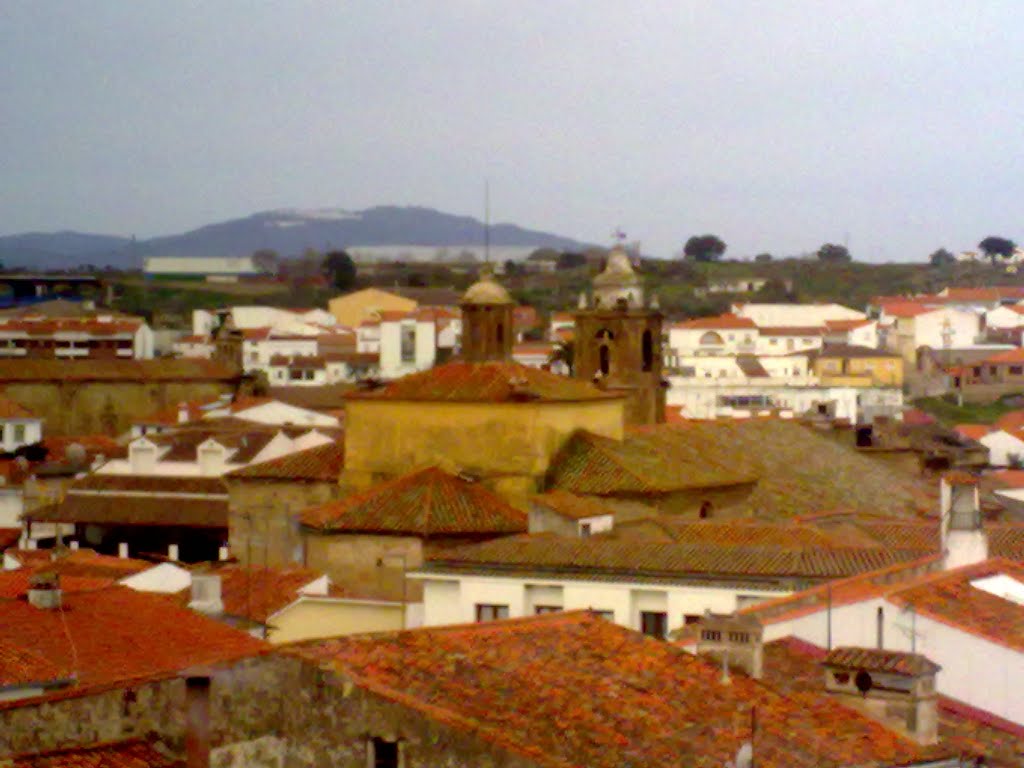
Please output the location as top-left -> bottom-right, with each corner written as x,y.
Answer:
573,246 -> 665,425
460,266 -> 515,362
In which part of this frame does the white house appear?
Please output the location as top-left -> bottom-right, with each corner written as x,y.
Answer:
378,311 -> 437,379
668,315 -> 759,358
145,256 -> 271,282
0,395 -> 42,453
984,304 -> 1024,331
953,425 -> 1024,468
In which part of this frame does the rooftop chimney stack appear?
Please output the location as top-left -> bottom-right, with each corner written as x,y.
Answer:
118,542 -> 129,559
27,572 -> 62,610
939,472 -> 987,570
184,674 -> 212,768
188,572 -> 224,616
695,612 -> 763,680
822,647 -> 939,746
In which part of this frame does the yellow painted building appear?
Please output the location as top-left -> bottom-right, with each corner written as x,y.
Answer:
266,597 -> 404,644
327,288 -> 418,328
813,344 -> 904,387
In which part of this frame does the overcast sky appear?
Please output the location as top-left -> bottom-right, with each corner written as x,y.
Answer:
2,2 -> 1022,261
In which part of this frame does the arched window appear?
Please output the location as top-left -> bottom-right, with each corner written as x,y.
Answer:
699,331 -> 724,346
599,345 -> 610,375
642,330 -> 654,372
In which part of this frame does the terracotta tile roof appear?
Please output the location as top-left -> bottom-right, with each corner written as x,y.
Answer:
224,440 -> 344,482
0,572 -> 114,600
611,517 -> 857,549
69,474 -> 228,495
902,407 -> 938,426
30,476 -> 230,528
564,421 -> 930,518
943,286 -> 1024,301
6,548 -> 153,580
0,580 -> 266,703
954,423 -> 992,441
208,564 -> 329,623
512,342 -> 556,355
292,611 -> 959,768
989,469 -> 1024,489
672,313 -> 757,330
347,361 -> 621,403
424,533 -> 924,582
6,738 -> 181,768
531,490 -> 614,521
822,646 -> 940,676
0,318 -> 142,335
0,638 -> 66,688
823,318 -> 874,331
547,429 -> 756,495
886,558 -> 1024,653
983,347 -> 1024,365
0,359 -> 237,383
41,436 -> 126,462
0,526 -> 21,551
995,410 -> 1024,432
267,384 -> 355,411
880,301 -> 936,318
240,327 -> 272,340
298,466 -> 527,536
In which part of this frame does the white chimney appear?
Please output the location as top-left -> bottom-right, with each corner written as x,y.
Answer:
188,573 -> 224,615
198,441 -> 226,476
27,572 -> 62,610
940,473 -> 987,570
218,546 -> 229,561
26,539 -> 38,551
69,540 -> 79,551
178,402 -> 191,424
168,543 -> 180,562
118,542 -> 129,559
129,439 -> 157,474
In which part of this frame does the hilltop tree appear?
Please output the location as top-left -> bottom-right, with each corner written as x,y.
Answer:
928,248 -> 956,267
816,243 -> 852,263
979,236 -> 1016,265
322,250 -> 357,291
683,235 -> 727,262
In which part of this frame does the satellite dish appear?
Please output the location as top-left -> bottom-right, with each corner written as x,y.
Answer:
855,669 -> 873,697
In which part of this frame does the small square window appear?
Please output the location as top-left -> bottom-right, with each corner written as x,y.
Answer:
640,611 -> 668,639
534,605 -> 561,615
580,522 -> 592,537
475,604 -> 509,622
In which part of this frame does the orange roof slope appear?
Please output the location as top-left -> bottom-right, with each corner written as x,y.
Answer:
953,424 -> 992,441
531,490 -> 614,521
0,579 -> 267,699
211,564 -> 329,623
225,440 -> 344,482
298,466 -> 527,536
0,392 -> 36,419
346,361 -> 621,403
5,739 -> 180,768
672,313 -> 756,330
293,612 -> 957,768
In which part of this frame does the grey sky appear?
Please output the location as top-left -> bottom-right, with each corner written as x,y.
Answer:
2,2 -> 1022,261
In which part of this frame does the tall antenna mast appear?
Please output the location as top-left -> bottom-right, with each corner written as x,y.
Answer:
484,179 -> 491,265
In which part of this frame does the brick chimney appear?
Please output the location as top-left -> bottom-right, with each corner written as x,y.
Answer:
188,572 -> 224,616
822,647 -> 940,745
184,674 -> 212,768
940,472 -> 987,570
27,571 -> 62,610
694,612 -> 764,679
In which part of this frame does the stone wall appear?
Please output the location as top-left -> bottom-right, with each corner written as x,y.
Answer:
0,655 -> 298,760
228,480 -> 342,568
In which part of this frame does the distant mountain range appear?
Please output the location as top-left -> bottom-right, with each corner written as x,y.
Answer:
0,207 -> 593,271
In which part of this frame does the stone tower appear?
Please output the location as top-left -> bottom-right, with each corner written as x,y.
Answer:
460,266 -> 515,362
573,247 -> 665,425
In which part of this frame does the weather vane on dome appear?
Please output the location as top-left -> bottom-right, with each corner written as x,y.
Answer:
611,228 -> 627,247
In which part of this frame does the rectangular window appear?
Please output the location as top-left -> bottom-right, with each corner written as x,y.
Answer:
580,522 -> 592,537
1011,366 -> 1023,376
683,614 -> 702,626
640,611 -> 668,639
475,604 -> 509,622
400,325 -> 416,363
12,424 -> 25,443
370,738 -> 399,768
701,629 -> 722,642
534,605 -> 562,614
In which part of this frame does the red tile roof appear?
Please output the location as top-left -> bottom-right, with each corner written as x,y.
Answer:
758,325 -> 825,336
531,490 -> 614,521
346,361 -> 621,403
0,579 -> 267,702
6,548 -> 153,580
880,301 -> 935,318
822,646 -> 940,676
672,313 -> 757,330
953,423 -> 992,441
6,738 -> 180,767
885,558 -> 1024,653
293,611 -> 959,768
0,526 -> 21,551
208,564 -> 330,623
989,469 -> 1024,489
823,318 -> 874,331
0,360 -> 237,383
225,440 -> 344,482
298,466 -> 527,536
425,533 -> 927,582
902,408 -> 938,426
982,347 -> 1024,365
995,410 -> 1024,431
